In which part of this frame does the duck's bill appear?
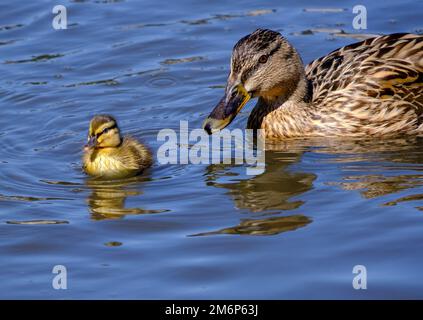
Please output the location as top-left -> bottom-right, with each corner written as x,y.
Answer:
203,84 -> 251,135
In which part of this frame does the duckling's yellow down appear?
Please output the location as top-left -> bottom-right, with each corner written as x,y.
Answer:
83,115 -> 152,179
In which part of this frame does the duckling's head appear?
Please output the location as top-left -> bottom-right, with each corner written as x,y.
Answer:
203,29 -> 305,134
86,115 -> 122,149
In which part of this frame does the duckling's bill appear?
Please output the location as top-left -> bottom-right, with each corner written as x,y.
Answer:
203,84 -> 251,135
86,136 -> 97,149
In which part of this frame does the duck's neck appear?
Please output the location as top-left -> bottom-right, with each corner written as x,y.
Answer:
248,73 -> 313,133
262,71 -> 312,107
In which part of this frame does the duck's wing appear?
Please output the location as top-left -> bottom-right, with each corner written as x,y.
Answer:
305,33 -> 423,107
304,33 -> 423,135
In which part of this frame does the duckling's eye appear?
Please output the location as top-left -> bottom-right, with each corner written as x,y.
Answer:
258,55 -> 268,64
97,124 -> 117,137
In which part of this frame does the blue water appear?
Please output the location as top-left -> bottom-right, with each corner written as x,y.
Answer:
0,0 -> 423,299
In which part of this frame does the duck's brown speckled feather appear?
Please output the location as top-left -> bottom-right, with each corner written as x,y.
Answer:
253,33 -> 423,139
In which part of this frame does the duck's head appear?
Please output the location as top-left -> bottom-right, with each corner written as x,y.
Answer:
85,115 -> 122,149
203,29 -> 304,134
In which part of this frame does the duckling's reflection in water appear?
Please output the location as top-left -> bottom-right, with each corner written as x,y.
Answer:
200,151 -> 316,236
85,175 -> 165,220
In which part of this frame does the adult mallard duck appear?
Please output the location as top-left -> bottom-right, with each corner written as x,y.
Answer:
83,115 -> 152,179
203,29 -> 423,139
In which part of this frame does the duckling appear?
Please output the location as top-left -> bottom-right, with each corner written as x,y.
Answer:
83,115 -> 152,179
203,29 -> 423,139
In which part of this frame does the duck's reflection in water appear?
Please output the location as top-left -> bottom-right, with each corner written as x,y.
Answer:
200,151 -> 316,236
199,137 -> 423,235
192,215 -> 312,236
205,162 -> 315,212
303,137 -> 423,207
85,175 -> 165,220
328,174 -> 423,200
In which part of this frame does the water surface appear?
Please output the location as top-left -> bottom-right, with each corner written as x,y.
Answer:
1,0 -> 423,299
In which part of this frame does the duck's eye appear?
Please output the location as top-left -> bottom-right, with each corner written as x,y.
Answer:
102,128 -> 109,135
258,55 -> 268,64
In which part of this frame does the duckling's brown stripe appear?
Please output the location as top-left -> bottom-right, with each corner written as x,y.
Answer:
96,123 -> 117,138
